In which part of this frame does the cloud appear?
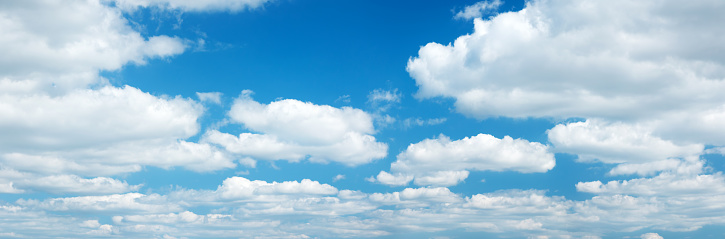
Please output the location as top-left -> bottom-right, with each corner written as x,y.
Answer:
114,0 -> 273,12
374,134 -> 554,186
454,0 -> 502,20
367,88 -> 401,111
196,92 -> 223,104
204,91 -> 387,166
18,175 -> 140,195
0,0 -> 186,93
408,0 -> 725,146
548,120 -> 704,176
18,193 -> 180,213
402,117 -> 447,129
0,86 -> 202,152
640,233 -> 663,239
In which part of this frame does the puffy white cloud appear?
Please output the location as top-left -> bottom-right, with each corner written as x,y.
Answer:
369,187 -> 462,207
374,134 -> 554,186
408,0 -> 725,146
170,177 -> 339,204
549,120 -> 703,164
548,120 -> 705,176
0,86 -> 201,152
114,0 -> 272,12
205,91 -> 387,166
577,172 -> 725,197
454,0 -> 502,20
0,0 -> 186,93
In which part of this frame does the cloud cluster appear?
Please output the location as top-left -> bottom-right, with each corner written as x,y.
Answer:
204,91 -> 388,166
0,0 -> 240,195
409,0 -> 725,124
5,174 -> 725,238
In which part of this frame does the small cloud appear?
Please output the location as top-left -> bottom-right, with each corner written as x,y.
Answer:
335,95 -> 351,104
368,88 -> 401,104
333,174 -> 345,182
196,92 -> 222,105
454,0 -> 502,20
640,233 -> 663,239
403,117 -> 447,129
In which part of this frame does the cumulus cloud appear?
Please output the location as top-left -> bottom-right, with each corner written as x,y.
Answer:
0,0 -> 186,93
548,120 -> 704,176
0,86 -> 202,152
204,91 -> 387,166
408,0 -> 725,146
373,134 -> 554,186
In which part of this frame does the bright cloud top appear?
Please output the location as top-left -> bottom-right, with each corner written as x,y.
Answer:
0,1 -> 186,93
204,90 -> 388,166
408,0 -> 725,125
374,134 -> 554,186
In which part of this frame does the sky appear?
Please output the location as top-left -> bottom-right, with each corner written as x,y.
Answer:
1,0 -> 725,238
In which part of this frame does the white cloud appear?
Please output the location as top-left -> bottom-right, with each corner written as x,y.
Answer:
170,177 -> 338,204
408,0 -> 725,146
20,175 -> 140,195
402,117 -> 447,129
375,134 -> 554,186
640,233 -> 663,239
549,120 -> 703,164
0,86 -> 202,152
18,193 -> 180,213
333,174 -> 345,182
454,0 -> 502,20
0,0 -> 186,93
114,0 -> 272,12
577,172 -> 725,197
548,120 -> 704,176
196,92 -> 222,104
205,91 -> 387,166
367,88 -> 402,113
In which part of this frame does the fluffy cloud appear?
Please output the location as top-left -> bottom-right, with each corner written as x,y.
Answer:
0,0 -> 186,93
0,86 -> 201,151
548,120 -> 704,176
374,134 -> 554,186
0,0 -> 235,192
204,91 -> 387,166
407,0 -> 725,146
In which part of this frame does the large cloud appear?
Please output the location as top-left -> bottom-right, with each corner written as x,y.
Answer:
373,134 -> 554,186
407,0 -> 725,145
0,0 -> 238,195
204,91 -> 388,166
0,0 -> 186,94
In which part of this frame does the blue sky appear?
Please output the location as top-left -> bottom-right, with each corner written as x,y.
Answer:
1,0 -> 725,238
